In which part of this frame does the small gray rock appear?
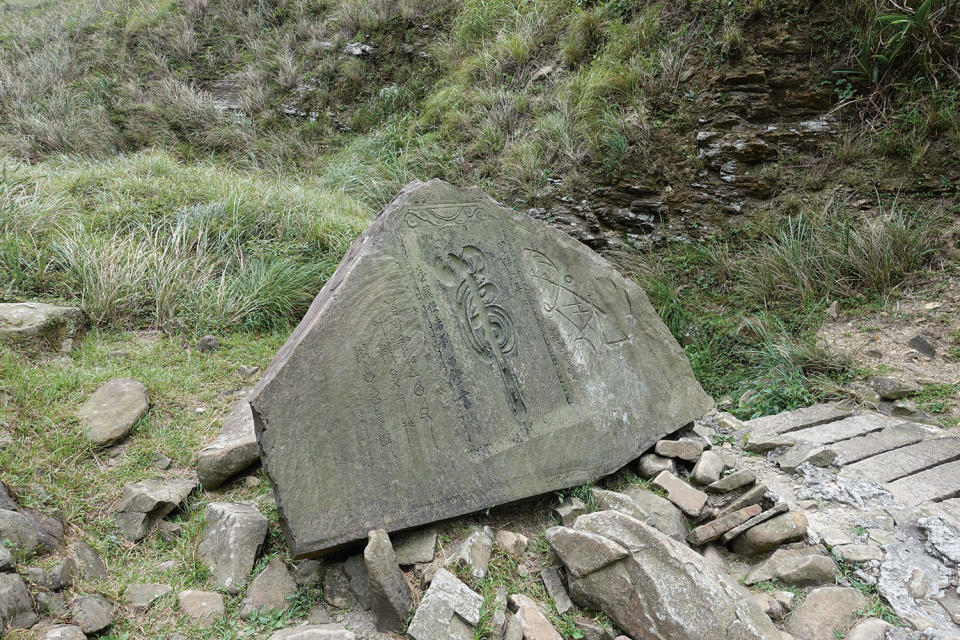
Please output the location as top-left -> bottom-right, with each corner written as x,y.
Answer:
908,334 -> 936,357
71,594 -> 113,635
38,624 -> 87,640
197,335 -> 220,351
0,572 -> 38,629
869,376 -> 919,401
636,453 -> 676,479
690,450 -> 725,485
197,502 -> 268,594
0,545 -> 13,570
197,396 -> 260,490
69,541 -> 107,581
0,508 -> 40,558
541,567 -> 573,614
239,558 -> 297,618
654,437 -> 705,462
77,378 -> 150,446
178,590 -> 224,627
707,469 -> 756,493
393,528 -> 437,565
113,476 -> 197,541
785,586 -> 866,640
124,583 -> 171,613
554,497 -> 587,526
407,568 -> 482,640
0,302 -> 85,355
444,526 -> 493,579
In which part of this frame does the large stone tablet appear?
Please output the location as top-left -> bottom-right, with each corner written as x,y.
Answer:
251,180 -> 712,558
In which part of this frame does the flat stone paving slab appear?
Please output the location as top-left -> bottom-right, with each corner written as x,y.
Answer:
886,459 -> 960,506
846,437 -> 960,483
832,422 -> 930,465
746,404 -> 849,435
786,413 -> 899,445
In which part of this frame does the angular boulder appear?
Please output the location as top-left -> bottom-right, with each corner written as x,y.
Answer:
239,558 -> 297,618
251,180 -> 712,557
197,502 -> 268,594
0,572 -> 37,629
113,476 -> 197,541
363,529 -> 412,632
0,302 -> 84,354
71,594 -> 113,635
407,568 -> 482,640
77,378 -> 150,446
546,510 -> 779,640
197,395 -> 261,489
0,508 -> 41,558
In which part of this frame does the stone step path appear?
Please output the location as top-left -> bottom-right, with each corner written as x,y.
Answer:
745,404 -> 959,508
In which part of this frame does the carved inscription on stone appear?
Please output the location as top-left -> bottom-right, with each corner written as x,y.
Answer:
251,180 -> 712,558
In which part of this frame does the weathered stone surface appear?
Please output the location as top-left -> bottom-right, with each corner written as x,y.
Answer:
197,395 -> 261,489
846,436 -> 960,483
407,568 -> 482,640
707,469 -> 755,493
364,529 -> 412,632
239,558 -> 296,618
690,450 -> 725,485
71,594 -> 113,635
747,404 -> 849,435
508,594 -> 562,640
0,572 -> 37,629
543,528 -> 628,578
25,508 -> 63,553
654,437 -> 706,462
786,414 -> 896,445
717,484 -> 769,517
869,376 -> 919,400
888,458 -> 960,506
250,180 -> 712,557
69,541 -> 107,580
197,502 -> 268,594
540,567 -> 573,614
490,587 -> 508,639
832,421 -> 928,465
845,618 -> 892,640
594,487 -> 686,541
38,625 -> 87,640
720,502 -> 789,543
834,544 -> 883,563
494,530 -> 528,557
687,505 -> 761,546
0,508 -> 40,558
77,378 -> 150,446
786,586 -> 866,640
776,442 -> 836,472
36,591 -> 67,616
554,497 -> 587,526
114,476 -> 197,541
267,625 -> 356,640
635,453 -> 675,479
547,510 -> 779,640
652,470 -> 707,517
124,583 -> 171,614
776,553 -> 838,586
178,590 -> 224,627
743,433 -> 796,453
0,545 -> 12,570
394,528 -> 437,565
445,526 -> 493,579
731,511 -> 807,556
0,302 -> 85,354
744,548 -> 828,585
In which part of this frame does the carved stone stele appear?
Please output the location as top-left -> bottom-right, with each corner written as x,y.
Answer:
251,180 -> 712,558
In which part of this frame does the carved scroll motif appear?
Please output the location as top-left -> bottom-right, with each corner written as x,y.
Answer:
434,245 -> 528,422
523,249 -> 628,352
405,203 -> 486,228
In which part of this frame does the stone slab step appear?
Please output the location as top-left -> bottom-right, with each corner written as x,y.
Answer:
846,437 -> 960,483
787,414 -> 898,446
832,422 -> 930,465
745,404 -> 849,435
886,459 -> 960,506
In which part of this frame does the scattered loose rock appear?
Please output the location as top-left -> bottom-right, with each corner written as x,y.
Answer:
0,302 -> 85,354
554,497 -> 587,526
731,510 -> 808,556
0,508 -> 40,558
846,617 -> 892,640
239,558 -> 297,618
69,541 -> 107,581
197,502 -> 268,594
707,469 -> 756,493
178,590 -> 225,627
652,470 -> 707,517
197,396 -> 260,490
547,510 -> 779,639
691,450 -> 725,485
71,594 -> 113,635
113,476 -> 197,541
393,528 -> 437,565
268,625 -> 356,639
654,437 -> 706,462
77,378 -> 150,446
197,335 -> 220,351
869,376 -> 919,401
785,586 -> 866,640
445,526 -> 493,579
593,487 -> 686,541
407,568 -> 482,640
540,567 -> 573,615
687,505 -> 762,546
509,594 -> 562,640
0,572 -> 38,629
38,625 -> 87,640
124,583 -> 172,614
364,529 -> 412,632
495,530 -> 529,557
636,453 -> 676,479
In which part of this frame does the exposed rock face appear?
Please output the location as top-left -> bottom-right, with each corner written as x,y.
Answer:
363,529 -> 412,632
393,528 -> 437,565
594,486 -> 686,541
407,568 -> 482,640
251,180 -> 712,557
239,558 -> 297,617
197,395 -> 261,489
444,526 -> 493,579
508,594 -> 562,640
77,378 -> 150,445
197,502 -> 268,594
69,541 -> 107,580
546,510 -> 779,639
0,302 -> 85,354
0,572 -> 37,629
113,476 -> 197,541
